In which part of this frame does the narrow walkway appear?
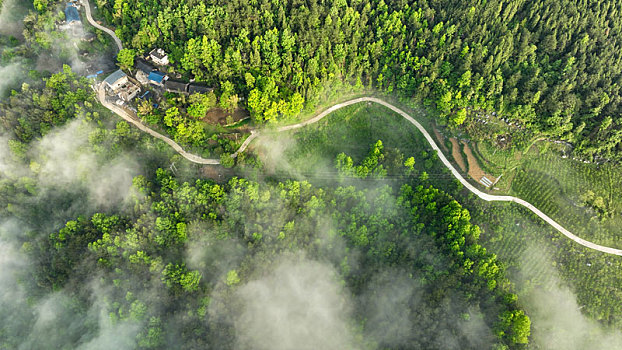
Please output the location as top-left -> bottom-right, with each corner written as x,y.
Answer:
81,5 -> 622,256
237,97 -> 622,256
82,0 -> 123,52
97,86 -> 219,164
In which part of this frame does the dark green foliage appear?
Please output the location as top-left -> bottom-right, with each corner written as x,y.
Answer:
21,163 -> 529,348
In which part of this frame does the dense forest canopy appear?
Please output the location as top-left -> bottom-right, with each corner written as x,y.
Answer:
81,0 -> 622,159
0,161 -> 531,349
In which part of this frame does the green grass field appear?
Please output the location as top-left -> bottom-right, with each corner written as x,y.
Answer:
467,136 -> 622,248
256,102 -> 456,188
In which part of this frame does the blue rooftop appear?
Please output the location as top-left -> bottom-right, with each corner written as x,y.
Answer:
148,71 -> 166,84
65,3 -> 80,23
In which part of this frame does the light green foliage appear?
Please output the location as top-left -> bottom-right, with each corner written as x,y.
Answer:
137,317 -> 163,348
162,263 -> 202,292
244,72 -> 255,88
286,92 -> 305,117
420,171 -> 429,182
33,0 -> 48,12
498,310 -> 531,344
451,109 -> 467,126
187,92 -> 216,119
219,80 -> 238,112
404,156 -> 415,174
164,106 -> 181,127
84,0 -> 622,159
1,66 -> 92,143
163,106 -> 206,146
16,163 -> 532,348
226,269 -> 240,286
116,48 -> 135,70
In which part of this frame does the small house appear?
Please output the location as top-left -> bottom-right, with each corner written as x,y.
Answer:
103,70 -> 128,91
188,84 -> 214,94
149,48 -> 169,66
148,71 -> 167,86
164,80 -> 189,93
118,84 -> 140,101
135,70 -> 150,85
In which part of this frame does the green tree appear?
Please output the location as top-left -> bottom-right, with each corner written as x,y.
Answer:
450,109 -> 467,126
226,269 -> 240,286
116,48 -> 135,70
499,310 -> 531,344
404,156 -> 415,174
220,153 -> 235,168
33,0 -> 48,12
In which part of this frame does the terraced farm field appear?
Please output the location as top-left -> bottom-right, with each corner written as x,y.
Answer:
511,153 -> 622,248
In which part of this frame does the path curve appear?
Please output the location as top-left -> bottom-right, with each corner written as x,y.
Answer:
85,1 -> 217,164
238,97 -> 622,256
82,0 -> 123,52
97,86 -> 219,164
81,9 -> 622,255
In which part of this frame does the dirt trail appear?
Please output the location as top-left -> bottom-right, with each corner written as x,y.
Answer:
240,97 -> 622,256
97,87 -> 220,164
449,138 -> 466,172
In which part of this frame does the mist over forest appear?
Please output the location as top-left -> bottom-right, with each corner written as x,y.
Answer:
2,0 -> 622,349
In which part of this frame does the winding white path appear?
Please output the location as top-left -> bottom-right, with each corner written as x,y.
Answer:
84,0 -> 217,164
238,97 -> 622,256
82,0 -> 123,52
81,4 -> 622,255
97,87 -> 219,164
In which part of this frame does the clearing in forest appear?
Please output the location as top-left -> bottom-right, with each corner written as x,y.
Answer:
203,107 -> 250,126
449,138 -> 467,172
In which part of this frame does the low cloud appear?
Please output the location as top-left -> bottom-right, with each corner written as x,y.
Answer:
0,0 -> 27,38
0,62 -> 24,97
30,119 -> 139,209
0,117 -> 143,349
360,268 -> 495,349
252,131 -> 301,175
517,245 -> 622,349
15,285 -> 141,350
231,256 -> 359,350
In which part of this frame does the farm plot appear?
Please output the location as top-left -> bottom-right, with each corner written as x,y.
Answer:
462,141 -> 498,187
512,155 -> 622,248
449,138 -> 466,172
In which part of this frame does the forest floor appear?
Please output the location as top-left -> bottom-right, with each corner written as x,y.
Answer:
203,107 -> 249,125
